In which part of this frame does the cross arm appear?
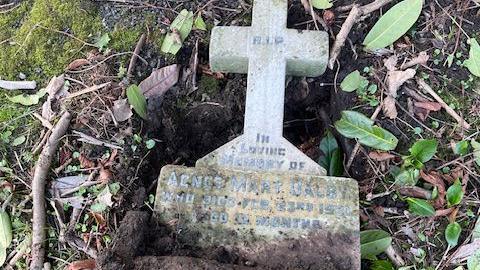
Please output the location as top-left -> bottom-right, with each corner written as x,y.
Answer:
284,29 -> 329,77
209,26 -> 250,74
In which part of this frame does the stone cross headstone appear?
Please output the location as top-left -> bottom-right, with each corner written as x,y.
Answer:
155,0 -> 360,268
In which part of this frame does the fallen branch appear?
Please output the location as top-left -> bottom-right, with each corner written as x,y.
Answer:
417,79 -> 471,129
31,112 -> 71,270
0,80 -> 36,90
328,0 -> 395,69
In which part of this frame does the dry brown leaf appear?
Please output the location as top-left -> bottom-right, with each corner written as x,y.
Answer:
112,98 -> 132,122
420,170 -> 445,209
41,75 -> 68,121
369,151 -> 396,161
402,51 -> 430,69
384,55 -> 398,71
383,96 -> 398,119
383,69 -> 416,119
79,154 -> 95,169
98,167 -> 112,183
414,101 -> 442,112
68,259 -> 96,270
67,59 -> 91,70
139,64 -> 180,99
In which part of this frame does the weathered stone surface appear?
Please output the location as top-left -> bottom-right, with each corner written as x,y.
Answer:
210,0 -> 328,77
154,165 -> 360,268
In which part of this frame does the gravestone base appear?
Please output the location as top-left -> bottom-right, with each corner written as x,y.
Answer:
154,165 -> 360,269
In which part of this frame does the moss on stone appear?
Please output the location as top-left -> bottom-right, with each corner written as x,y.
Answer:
0,0 -> 103,83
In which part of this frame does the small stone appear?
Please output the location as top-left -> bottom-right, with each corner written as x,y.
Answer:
18,73 -> 26,80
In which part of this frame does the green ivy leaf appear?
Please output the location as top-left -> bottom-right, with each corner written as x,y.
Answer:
12,135 -> 26,147
311,0 -> 333,10
126,85 -> 147,120
445,222 -> 462,247
95,33 -> 111,52
145,139 -> 156,150
335,110 -> 398,151
360,229 -> 392,259
446,180 -> 464,207
194,14 -> 207,30
0,211 -> 12,249
363,0 -> 423,50
409,139 -> 438,163
90,203 -> 107,213
454,140 -> 470,156
465,38 -> 480,77
394,168 -> 420,186
318,131 -> 343,176
340,70 -> 364,92
161,9 -> 194,55
406,197 -> 435,216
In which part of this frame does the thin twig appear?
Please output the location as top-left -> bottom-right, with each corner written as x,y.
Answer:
31,112 -> 71,270
127,33 -> 146,78
417,79 -> 471,129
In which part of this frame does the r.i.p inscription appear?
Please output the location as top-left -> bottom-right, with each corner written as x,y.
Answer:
155,0 -> 360,269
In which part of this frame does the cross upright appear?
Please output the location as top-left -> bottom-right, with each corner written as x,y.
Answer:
200,0 -> 329,174
210,0 -> 328,139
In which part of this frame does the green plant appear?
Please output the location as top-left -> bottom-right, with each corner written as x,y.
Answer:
126,85 -> 147,120
394,139 -> 437,186
318,131 -> 343,176
406,198 -> 435,216
340,70 -> 379,106
360,229 -> 392,259
335,111 -> 398,151
363,0 -> 423,50
445,222 -> 462,247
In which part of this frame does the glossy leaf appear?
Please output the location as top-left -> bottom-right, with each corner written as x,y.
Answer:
409,139 -> 438,163
395,168 -> 420,186
446,180 -> 464,207
363,0 -> 423,50
445,222 -> 462,247
465,38 -> 480,77
406,197 -> 435,216
126,85 -> 147,120
311,0 -> 333,9
454,140 -> 470,156
360,229 -> 392,259
161,9 -> 194,55
335,111 -> 398,151
340,70 -> 363,92
319,131 -> 344,176
0,211 -> 12,249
